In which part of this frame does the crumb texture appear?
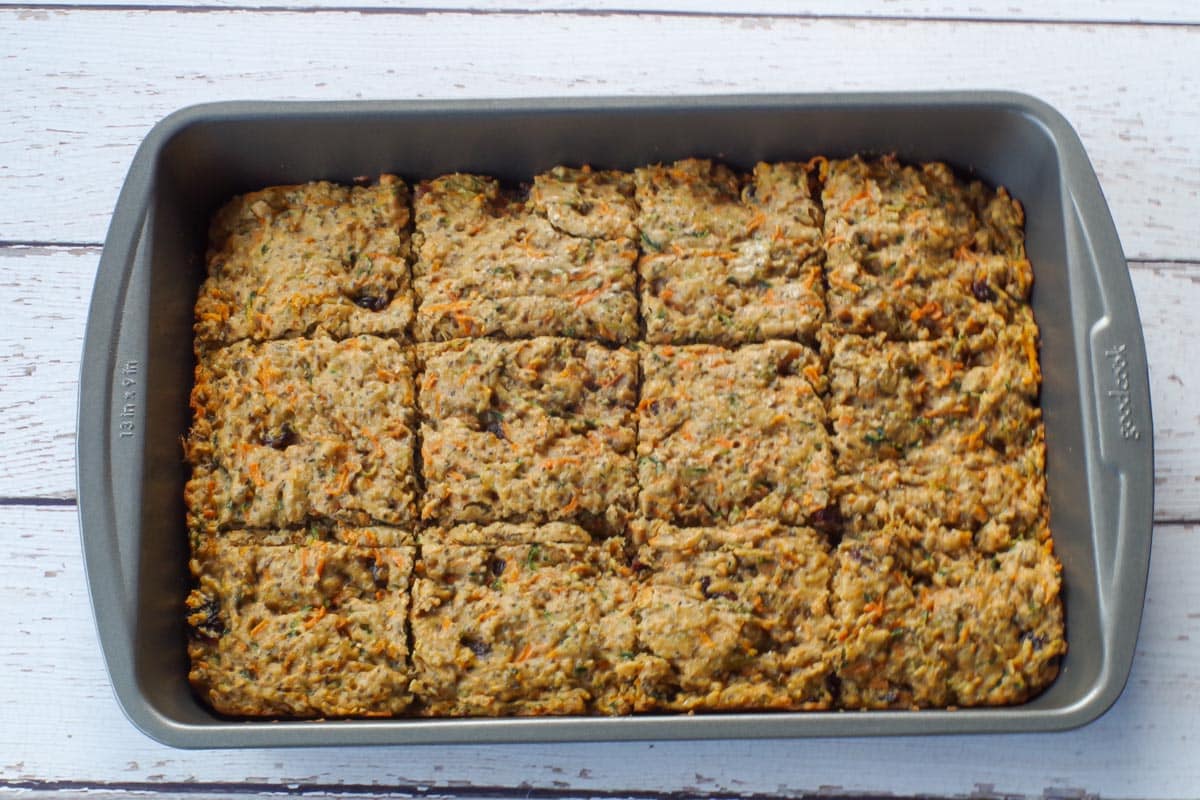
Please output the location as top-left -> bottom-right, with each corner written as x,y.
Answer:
186,158 -> 1060,717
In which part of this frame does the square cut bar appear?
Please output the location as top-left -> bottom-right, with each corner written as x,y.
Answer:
185,336 -> 418,530
832,525 -> 1065,709
825,324 -> 1042,471
835,435 -> 1048,554
413,170 -> 639,342
627,520 -> 835,711
821,155 -> 1033,340
194,177 -> 414,350
186,531 -> 415,717
635,159 -> 826,344
418,337 -> 638,533
409,524 -> 645,716
637,341 -> 833,526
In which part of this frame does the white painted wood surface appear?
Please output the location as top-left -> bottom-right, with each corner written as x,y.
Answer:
3,11 -> 1199,258
3,247 -> 1197,521
3,0 -> 1197,24
1,506 -> 1196,797
0,3 -> 1197,799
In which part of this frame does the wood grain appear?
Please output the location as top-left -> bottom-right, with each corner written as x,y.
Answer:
1,10 -> 1198,259
2,246 -> 1195,520
2,5 -> 1198,796
2,0 -> 1196,24
1,504 -> 1195,796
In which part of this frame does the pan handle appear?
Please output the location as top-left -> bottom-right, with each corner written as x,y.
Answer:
1067,166 -> 1154,595
76,131 -> 158,720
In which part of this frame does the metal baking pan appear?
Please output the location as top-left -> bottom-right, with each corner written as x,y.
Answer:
78,92 -> 1153,747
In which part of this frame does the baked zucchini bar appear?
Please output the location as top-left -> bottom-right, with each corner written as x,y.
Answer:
186,530 -> 415,717
194,176 -> 414,349
413,170 -> 639,342
185,335 -> 419,530
635,159 -> 826,344
832,525 -> 1064,709
409,524 -> 641,716
636,341 -> 833,526
627,519 -> 835,711
822,155 -> 1033,340
417,337 -> 638,534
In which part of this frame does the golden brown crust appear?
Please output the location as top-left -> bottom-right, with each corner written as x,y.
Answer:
186,158 -> 1062,719
417,337 -> 638,534
413,172 -> 639,342
627,520 -> 835,711
186,533 -> 414,717
636,342 -> 833,526
195,177 -> 413,350
832,527 -> 1064,709
636,160 -> 826,344
185,335 -> 418,530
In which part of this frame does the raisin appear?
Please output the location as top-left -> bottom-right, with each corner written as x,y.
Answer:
190,595 -> 225,640
699,575 -> 736,601
369,559 -> 390,591
354,292 -> 390,311
490,557 -> 507,577
262,423 -> 296,450
809,505 -> 844,536
480,409 -> 505,440
1020,630 -> 1049,652
461,636 -> 492,657
972,279 -> 996,302
574,200 -> 594,215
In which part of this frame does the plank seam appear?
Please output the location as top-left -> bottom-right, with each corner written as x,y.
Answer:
0,240 -> 104,248
0,3 -> 1198,28
0,779 -> 997,800
0,497 -> 77,506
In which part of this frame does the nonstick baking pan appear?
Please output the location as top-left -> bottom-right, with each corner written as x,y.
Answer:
78,92 -> 1153,747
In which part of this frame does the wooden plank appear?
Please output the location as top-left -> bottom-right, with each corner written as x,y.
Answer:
2,246 -> 1196,520
1,503 -> 1195,796
1131,264 -> 1200,526
1,0 -> 1195,24
0,247 -> 91,501
1,11 -> 1198,259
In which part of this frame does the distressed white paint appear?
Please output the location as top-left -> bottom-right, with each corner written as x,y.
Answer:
0,506 -> 1196,796
3,0 -> 1196,25
1,11 -> 1199,259
2,4 -> 1199,798
1,247 -> 1190,516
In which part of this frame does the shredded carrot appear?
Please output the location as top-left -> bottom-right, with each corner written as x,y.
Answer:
827,272 -> 862,294
514,643 -> 535,663
910,301 -> 943,322
250,619 -> 269,639
840,189 -> 871,213
563,494 -> 581,514
247,462 -> 265,488
304,606 -> 328,629
1023,335 -> 1042,384
539,457 -> 581,471
746,211 -> 766,234
803,155 -> 829,181
572,288 -> 601,308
